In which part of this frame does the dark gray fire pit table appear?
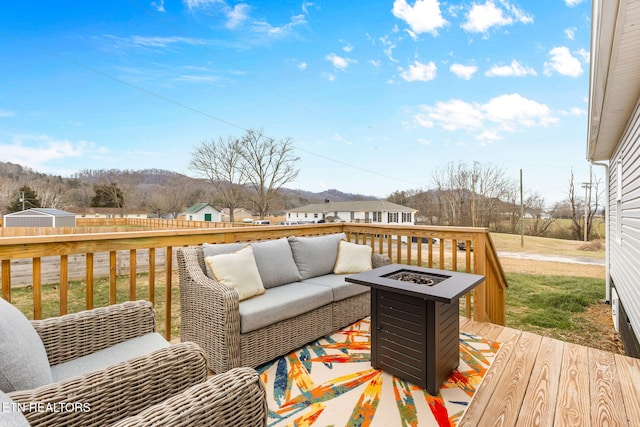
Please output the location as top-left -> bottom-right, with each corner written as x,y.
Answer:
345,263 -> 484,395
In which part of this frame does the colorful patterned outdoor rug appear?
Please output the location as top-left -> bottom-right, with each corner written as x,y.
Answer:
257,317 -> 501,427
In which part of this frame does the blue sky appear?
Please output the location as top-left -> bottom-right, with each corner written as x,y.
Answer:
0,0 -> 592,204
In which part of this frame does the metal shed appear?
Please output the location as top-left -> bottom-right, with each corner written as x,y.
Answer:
3,208 -> 77,227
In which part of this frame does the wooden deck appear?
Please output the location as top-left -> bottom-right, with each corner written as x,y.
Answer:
459,317 -> 640,426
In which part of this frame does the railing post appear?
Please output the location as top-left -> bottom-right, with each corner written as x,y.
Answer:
2,259 -> 11,302
472,233 -> 488,322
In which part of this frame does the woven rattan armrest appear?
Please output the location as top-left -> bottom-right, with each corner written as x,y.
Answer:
111,367 -> 267,427
372,253 -> 391,268
177,247 -> 242,374
7,341 -> 208,427
31,300 -> 156,366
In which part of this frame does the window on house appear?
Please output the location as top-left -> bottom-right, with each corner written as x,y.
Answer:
388,212 -> 398,223
314,213 -> 318,218
402,212 -> 412,223
350,212 -> 355,220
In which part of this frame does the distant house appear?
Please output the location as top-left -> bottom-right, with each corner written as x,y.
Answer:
3,208 -> 76,227
587,0 -> 640,357
285,200 -> 416,225
69,207 -> 148,219
220,207 -> 255,223
183,203 -> 221,222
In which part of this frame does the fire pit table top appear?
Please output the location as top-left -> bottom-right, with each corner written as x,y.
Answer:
345,263 -> 484,304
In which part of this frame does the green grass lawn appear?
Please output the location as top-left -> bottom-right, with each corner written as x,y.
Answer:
504,271 -> 608,348
10,273 -> 181,339
9,268 -> 611,351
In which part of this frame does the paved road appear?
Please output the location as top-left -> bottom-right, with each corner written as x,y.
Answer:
498,251 -> 605,266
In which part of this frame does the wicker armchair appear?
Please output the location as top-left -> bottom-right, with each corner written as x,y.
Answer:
3,301 -> 210,427
111,367 -> 267,426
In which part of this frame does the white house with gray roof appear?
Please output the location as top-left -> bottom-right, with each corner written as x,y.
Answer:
285,200 -> 416,225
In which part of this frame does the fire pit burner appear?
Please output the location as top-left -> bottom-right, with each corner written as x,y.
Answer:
383,269 -> 449,287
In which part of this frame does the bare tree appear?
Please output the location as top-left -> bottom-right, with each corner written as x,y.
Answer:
190,136 -> 248,223
567,166 -> 603,241
432,161 -> 513,227
525,193 -> 556,237
239,129 -> 300,219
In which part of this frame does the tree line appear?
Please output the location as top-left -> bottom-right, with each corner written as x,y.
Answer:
0,134 -> 602,241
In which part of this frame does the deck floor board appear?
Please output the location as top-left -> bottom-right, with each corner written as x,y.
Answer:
460,321 -> 640,427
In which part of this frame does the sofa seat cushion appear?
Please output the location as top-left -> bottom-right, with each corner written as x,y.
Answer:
238,283 -> 333,334
301,274 -> 370,302
0,298 -> 53,393
288,233 -> 346,280
50,333 -> 170,382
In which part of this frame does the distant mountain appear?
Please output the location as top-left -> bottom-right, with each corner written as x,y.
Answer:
0,162 -> 380,213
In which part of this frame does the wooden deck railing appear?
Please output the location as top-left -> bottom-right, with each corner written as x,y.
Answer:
0,223 -> 507,340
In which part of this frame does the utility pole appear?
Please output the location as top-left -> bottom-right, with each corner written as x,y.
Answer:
520,169 -> 524,248
20,191 -> 25,211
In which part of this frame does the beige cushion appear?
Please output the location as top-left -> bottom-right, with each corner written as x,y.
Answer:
333,240 -> 373,274
205,245 -> 265,301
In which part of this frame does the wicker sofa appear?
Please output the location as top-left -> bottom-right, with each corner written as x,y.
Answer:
0,299 -> 267,426
177,233 -> 391,374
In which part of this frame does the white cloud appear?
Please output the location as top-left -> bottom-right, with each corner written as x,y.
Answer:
0,109 -> 15,118
414,93 -> 558,142
323,72 -> 336,82
297,61 -> 308,70
392,0 -> 447,36
559,107 -> 587,116
342,43 -> 354,53
369,59 -> 381,67
151,0 -> 165,12
544,46 -> 583,77
450,63 -> 478,80
326,53 -> 355,70
379,35 -> 398,63
225,4 -> 250,29
400,60 -> 437,82
0,135 -> 105,172
461,0 -> 533,34
564,27 -> 576,40
483,93 -> 557,129
485,60 -> 537,77
565,0 -> 586,6
183,0 -> 305,39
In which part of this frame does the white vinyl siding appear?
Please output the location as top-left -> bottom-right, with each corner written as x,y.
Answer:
609,99 -> 640,347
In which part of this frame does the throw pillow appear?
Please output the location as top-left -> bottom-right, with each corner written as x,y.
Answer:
0,298 -> 53,392
205,245 -> 266,301
333,240 -> 373,274
288,233 -> 347,280
202,242 -> 247,278
250,238 -> 302,288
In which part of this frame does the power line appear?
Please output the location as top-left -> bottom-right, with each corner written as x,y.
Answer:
5,10 -> 423,189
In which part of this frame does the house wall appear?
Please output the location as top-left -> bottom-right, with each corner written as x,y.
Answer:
287,210 -> 414,224
53,216 -> 76,227
609,97 -> 640,358
187,206 -> 221,222
5,215 -> 54,227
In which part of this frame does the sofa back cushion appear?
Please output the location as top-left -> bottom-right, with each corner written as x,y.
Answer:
250,238 -> 302,288
288,233 -> 347,280
0,298 -> 53,392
